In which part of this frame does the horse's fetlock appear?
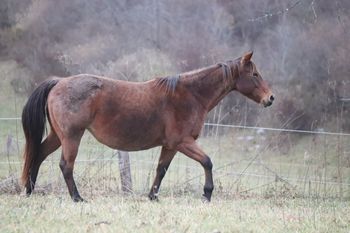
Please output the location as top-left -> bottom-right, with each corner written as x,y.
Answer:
204,185 -> 214,194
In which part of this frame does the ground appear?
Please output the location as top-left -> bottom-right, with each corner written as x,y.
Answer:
1,194 -> 349,233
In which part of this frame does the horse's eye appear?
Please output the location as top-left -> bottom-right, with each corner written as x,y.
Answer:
253,73 -> 258,78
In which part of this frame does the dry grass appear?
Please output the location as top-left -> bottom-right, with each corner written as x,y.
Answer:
1,194 -> 349,233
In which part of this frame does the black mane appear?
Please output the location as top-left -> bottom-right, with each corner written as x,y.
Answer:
155,75 -> 180,93
155,59 -> 239,94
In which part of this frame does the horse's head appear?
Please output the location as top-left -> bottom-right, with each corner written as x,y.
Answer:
234,52 -> 274,107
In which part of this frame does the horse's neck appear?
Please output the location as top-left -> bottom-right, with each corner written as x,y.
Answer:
183,63 -> 237,111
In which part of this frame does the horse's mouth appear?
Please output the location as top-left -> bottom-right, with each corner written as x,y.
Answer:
263,100 -> 273,107
262,94 -> 274,107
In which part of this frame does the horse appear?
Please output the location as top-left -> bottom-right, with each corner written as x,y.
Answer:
21,51 -> 274,202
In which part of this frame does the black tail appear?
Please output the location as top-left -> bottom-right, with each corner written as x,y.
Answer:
21,79 -> 59,185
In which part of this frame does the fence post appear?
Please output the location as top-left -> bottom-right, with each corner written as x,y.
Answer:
117,150 -> 133,194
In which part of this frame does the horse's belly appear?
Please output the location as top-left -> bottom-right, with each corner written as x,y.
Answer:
88,116 -> 163,151
91,130 -> 162,151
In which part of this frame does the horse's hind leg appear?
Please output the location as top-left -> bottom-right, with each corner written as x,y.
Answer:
149,147 -> 177,201
26,130 -> 61,195
59,134 -> 84,202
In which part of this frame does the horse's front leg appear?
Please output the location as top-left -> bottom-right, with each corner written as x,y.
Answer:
177,138 -> 214,202
149,147 -> 177,201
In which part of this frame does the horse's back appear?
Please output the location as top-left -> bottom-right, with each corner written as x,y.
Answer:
48,74 -> 152,112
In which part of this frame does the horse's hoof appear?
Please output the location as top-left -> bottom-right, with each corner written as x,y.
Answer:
148,193 -> 159,202
25,188 -> 33,197
201,195 -> 211,204
72,196 -> 86,202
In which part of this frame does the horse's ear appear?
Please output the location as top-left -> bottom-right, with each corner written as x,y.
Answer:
241,51 -> 253,65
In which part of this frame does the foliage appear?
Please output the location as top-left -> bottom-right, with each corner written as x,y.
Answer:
0,0 -> 349,131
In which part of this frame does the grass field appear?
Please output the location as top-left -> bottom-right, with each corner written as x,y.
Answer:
1,129 -> 350,232
1,194 -> 349,233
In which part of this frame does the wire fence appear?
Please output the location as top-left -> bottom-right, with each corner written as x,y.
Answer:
1,117 -> 350,200
2,117 -> 350,136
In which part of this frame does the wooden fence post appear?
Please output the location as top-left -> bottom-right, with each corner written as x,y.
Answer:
117,150 -> 133,194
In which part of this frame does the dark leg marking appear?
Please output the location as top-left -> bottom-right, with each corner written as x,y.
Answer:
149,147 -> 177,201
177,139 -> 214,202
201,156 -> 214,202
25,131 -> 61,195
59,158 -> 84,202
59,136 -> 84,202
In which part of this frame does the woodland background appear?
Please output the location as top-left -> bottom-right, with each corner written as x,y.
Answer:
0,0 -> 349,132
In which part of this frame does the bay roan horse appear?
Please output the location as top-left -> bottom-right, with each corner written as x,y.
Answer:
21,51 -> 274,202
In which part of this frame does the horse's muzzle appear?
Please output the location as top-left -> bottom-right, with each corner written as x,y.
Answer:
263,95 -> 274,107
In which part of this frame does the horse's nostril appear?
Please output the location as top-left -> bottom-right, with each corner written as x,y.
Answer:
270,95 -> 275,101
